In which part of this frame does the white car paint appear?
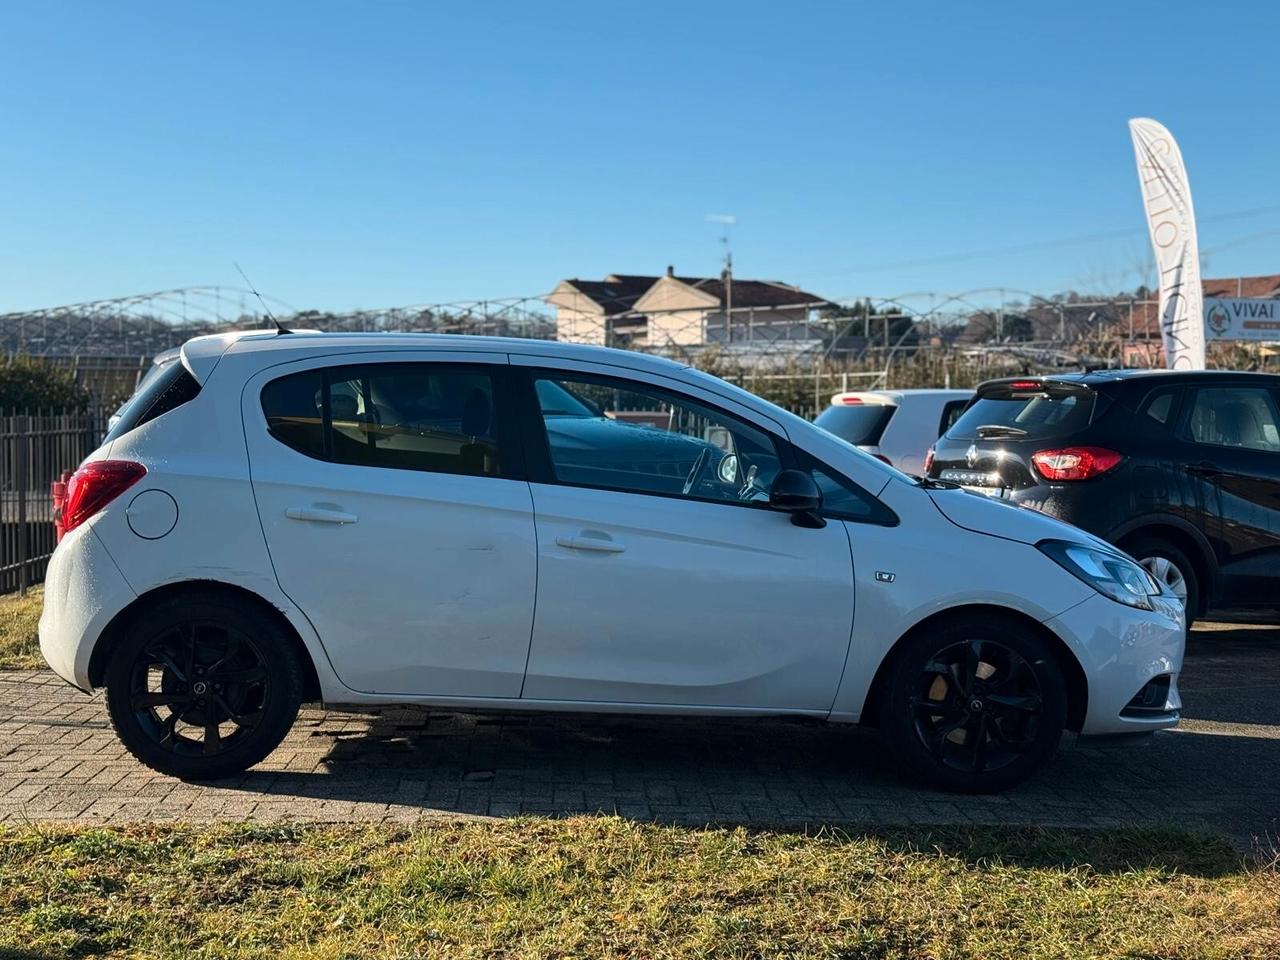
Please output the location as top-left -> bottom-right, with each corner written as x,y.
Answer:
40,332 -> 1183,758
816,389 -> 973,475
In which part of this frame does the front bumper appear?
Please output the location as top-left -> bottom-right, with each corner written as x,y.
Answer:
1045,591 -> 1185,735
38,525 -> 136,692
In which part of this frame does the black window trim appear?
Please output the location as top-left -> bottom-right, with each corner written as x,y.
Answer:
260,360 -> 527,481
513,366 -> 896,524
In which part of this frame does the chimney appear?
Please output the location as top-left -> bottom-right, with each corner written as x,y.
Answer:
666,264 -> 674,278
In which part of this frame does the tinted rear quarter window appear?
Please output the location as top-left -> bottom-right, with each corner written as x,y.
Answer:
104,360 -> 201,443
814,404 -> 896,445
261,363 -> 503,477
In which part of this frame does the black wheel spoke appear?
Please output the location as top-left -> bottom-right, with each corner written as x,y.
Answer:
988,693 -> 1042,713
132,691 -> 190,711
207,634 -> 242,676
146,646 -> 187,682
909,696 -> 964,721
213,694 -> 263,730
157,710 -> 180,745
972,713 -> 990,773
204,716 -> 223,755
211,666 -> 267,684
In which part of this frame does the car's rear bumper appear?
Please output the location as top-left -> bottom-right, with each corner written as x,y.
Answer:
38,525 -> 136,692
1045,592 -> 1185,735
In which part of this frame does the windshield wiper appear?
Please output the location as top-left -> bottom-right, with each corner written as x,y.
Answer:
976,424 -> 1028,438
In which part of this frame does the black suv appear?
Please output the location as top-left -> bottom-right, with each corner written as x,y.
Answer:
926,370 -> 1280,624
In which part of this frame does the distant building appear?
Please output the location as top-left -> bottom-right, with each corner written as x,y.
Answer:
546,267 -> 834,346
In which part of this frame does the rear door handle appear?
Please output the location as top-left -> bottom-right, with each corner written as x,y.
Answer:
555,533 -> 625,553
286,505 -> 358,524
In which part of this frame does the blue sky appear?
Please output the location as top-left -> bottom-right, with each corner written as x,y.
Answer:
2,1 -> 1278,314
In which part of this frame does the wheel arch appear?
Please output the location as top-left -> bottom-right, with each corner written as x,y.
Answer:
87,579 -> 323,701
857,603 -> 1089,732
1112,517 -> 1215,615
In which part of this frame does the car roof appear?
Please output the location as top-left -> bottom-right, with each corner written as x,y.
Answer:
181,330 -> 693,384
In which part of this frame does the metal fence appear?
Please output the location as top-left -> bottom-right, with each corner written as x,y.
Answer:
1,412 -> 105,595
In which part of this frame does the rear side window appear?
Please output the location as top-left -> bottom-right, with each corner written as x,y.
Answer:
1185,387 -> 1280,452
938,399 -> 969,437
103,360 -> 201,443
946,391 -> 1094,441
261,363 -> 503,477
814,404 -> 896,445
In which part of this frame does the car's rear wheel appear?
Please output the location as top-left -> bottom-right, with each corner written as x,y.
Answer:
878,616 -> 1067,793
104,591 -> 304,780
1126,536 -> 1200,627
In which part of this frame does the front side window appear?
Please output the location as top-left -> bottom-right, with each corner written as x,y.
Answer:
261,363 -> 502,477
533,373 -> 781,505
1186,387 -> 1280,452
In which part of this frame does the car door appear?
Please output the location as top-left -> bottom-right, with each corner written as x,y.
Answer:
243,353 -> 537,697
512,359 -> 856,712
1179,383 -> 1280,606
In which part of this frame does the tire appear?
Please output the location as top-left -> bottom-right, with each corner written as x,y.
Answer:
104,589 -> 304,780
878,615 -> 1067,793
1125,535 -> 1200,628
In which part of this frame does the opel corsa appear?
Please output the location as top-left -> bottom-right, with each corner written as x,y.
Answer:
40,332 -> 1186,792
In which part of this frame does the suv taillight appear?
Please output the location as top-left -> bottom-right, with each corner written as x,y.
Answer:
923,446 -> 935,474
59,460 -> 147,539
1031,446 -> 1121,482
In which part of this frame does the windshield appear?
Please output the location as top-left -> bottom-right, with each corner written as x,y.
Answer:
814,404 -> 896,445
946,392 -> 1095,441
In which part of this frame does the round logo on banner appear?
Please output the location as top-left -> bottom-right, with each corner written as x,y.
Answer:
1206,303 -> 1231,337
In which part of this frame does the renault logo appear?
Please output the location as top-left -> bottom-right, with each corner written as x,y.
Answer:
966,443 -> 979,468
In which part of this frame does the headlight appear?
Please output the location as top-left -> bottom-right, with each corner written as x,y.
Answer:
1038,540 -> 1160,610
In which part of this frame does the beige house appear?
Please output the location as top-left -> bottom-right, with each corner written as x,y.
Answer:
548,268 -> 833,347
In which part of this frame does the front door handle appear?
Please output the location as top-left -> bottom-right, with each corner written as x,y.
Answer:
286,505 -> 358,524
555,532 -> 625,553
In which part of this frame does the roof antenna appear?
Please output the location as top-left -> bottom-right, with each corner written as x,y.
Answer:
233,261 -> 291,334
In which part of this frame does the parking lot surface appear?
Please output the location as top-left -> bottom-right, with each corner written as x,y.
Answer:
2,622 -> 1277,845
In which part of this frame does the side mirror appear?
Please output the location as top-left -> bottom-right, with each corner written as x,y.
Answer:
769,469 -> 826,528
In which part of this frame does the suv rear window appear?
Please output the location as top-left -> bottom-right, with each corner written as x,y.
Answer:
103,359 -> 201,443
814,404 -> 896,445
946,387 -> 1095,441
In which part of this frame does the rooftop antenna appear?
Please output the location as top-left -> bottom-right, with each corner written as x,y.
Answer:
233,260 -> 290,334
705,213 -> 736,339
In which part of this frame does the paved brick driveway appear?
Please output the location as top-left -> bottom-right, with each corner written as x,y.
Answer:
2,622 -> 1277,844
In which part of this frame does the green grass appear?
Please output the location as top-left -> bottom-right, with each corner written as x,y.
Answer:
0,819 -> 1275,959
0,586 -> 42,670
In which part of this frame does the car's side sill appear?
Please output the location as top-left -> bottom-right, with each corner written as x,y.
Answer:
318,695 -> 831,720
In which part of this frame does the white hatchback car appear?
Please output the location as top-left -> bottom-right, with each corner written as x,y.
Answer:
815,389 -> 974,475
40,332 -> 1185,792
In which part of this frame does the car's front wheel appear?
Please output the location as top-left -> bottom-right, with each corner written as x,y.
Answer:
104,590 -> 304,780
878,615 -> 1067,793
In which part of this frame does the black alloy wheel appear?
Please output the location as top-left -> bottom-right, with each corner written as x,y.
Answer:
910,639 -> 1043,775
879,616 -> 1067,793
105,590 -> 304,780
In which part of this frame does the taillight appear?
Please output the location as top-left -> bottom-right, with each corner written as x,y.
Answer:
923,446 -> 935,474
59,460 -> 147,538
1031,446 -> 1121,482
